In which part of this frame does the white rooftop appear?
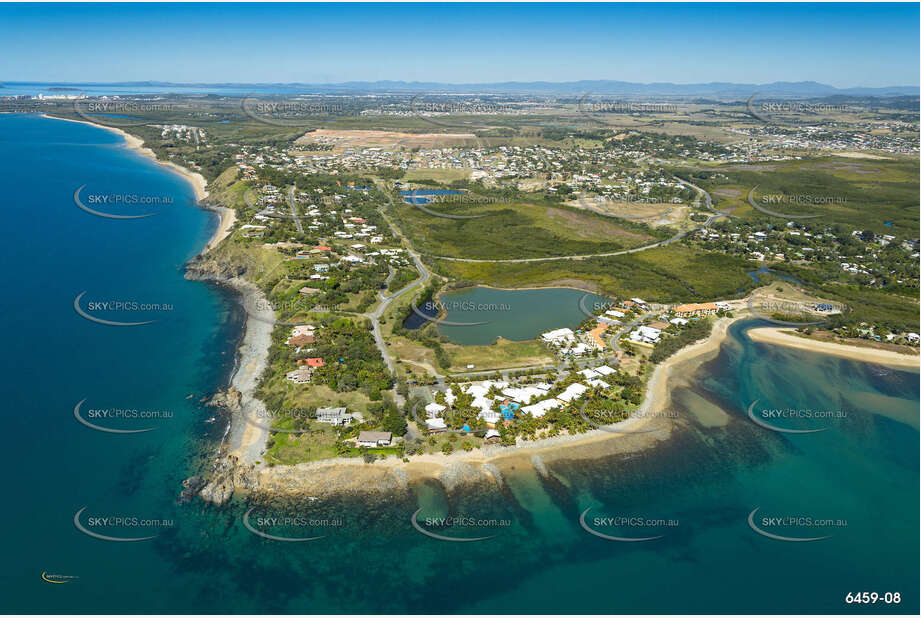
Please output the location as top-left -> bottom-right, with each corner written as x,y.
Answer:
557,383 -> 589,403
521,398 -> 563,418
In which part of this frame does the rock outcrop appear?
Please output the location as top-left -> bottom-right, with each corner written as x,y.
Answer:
206,387 -> 242,412
184,254 -> 247,282
198,455 -> 256,505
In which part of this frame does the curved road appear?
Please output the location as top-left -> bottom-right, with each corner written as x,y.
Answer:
363,188 -> 432,403
286,185 -> 304,234
422,180 -> 723,264
367,180 -> 708,395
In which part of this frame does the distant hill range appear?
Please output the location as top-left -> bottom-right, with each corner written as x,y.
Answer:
8,80 -> 918,98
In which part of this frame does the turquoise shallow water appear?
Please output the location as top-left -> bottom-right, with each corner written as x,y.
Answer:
0,114 -> 917,614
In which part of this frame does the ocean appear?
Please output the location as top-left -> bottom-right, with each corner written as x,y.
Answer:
0,113 -> 917,614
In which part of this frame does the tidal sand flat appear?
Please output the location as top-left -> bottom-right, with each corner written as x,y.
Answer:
1,113 -> 917,614
747,326 -> 920,368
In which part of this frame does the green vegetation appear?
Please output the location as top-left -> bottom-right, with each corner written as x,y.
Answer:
680,157 -> 919,235
391,196 -> 663,260
264,421 -> 342,464
256,316 -> 392,416
430,245 -> 757,303
649,319 -> 714,363
48,93 -> 916,465
264,397 -> 406,465
443,339 -> 554,372
387,267 -> 419,293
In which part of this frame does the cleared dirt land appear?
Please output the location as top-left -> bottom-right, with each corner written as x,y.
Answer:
294,128 -> 478,152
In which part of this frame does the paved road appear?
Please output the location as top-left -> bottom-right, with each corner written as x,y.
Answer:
287,185 -> 304,234
423,180 -> 722,264
362,185 -> 433,405
607,308 -> 667,355
363,181 -> 687,400
364,250 -> 429,381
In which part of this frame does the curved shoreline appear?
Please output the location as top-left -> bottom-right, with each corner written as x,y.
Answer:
747,327 -> 920,369
41,114 -> 235,254
252,316 -> 744,496
450,282 -> 604,295
39,113 -> 273,501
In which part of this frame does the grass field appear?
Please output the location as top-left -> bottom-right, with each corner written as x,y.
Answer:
264,422 -> 342,465
444,338 -> 555,372
392,198 -> 662,260
681,156 -> 919,235
430,245 -> 758,303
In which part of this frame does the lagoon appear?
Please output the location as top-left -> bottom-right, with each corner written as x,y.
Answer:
434,286 -> 610,345
1,115 -> 916,614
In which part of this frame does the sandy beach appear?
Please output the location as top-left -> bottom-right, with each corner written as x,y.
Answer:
42,114 -> 236,253
224,279 -> 276,464
747,327 -> 920,369
252,316 -> 744,495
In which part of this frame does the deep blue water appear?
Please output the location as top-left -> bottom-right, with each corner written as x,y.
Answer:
0,114 -> 917,614
0,114 -> 241,612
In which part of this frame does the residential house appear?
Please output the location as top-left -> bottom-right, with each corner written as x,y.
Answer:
287,334 -> 315,348
593,365 -> 617,376
424,402 -> 447,418
629,325 -> 662,344
557,383 -> 589,403
425,417 -> 448,432
673,302 -> 718,317
315,406 -> 353,426
521,398 -> 563,418
357,431 -> 393,447
285,366 -> 313,384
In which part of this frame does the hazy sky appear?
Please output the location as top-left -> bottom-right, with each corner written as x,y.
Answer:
1,3 -> 918,87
